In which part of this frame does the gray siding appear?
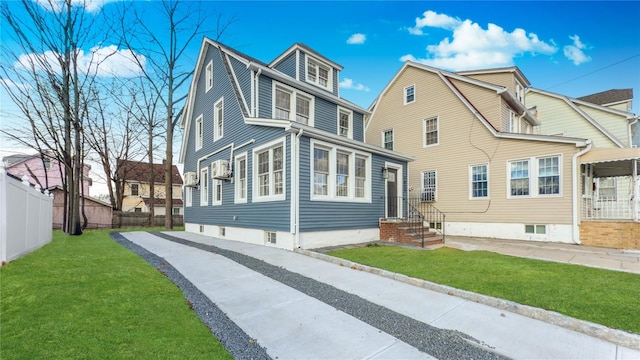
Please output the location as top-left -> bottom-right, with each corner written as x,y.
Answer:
258,75 -> 273,118
353,112 -> 364,142
273,52 -> 297,79
230,56 -> 252,112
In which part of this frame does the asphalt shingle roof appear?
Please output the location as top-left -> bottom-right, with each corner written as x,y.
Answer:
577,89 -> 633,106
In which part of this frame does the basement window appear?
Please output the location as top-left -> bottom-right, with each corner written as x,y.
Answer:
525,224 -> 546,234
199,225 -> 204,233
220,227 -> 225,237
265,231 -> 276,244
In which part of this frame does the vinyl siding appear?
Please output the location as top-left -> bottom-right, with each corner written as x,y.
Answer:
577,104 -> 630,147
463,72 -> 514,92
449,78 -> 502,131
183,44 -> 291,231
368,65 -> 581,226
526,92 -> 620,148
273,52 -> 297,79
297,136 -> 406,231
229,55 -> 252,112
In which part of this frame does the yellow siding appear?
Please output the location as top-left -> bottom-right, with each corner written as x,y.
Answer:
577,105 -> 630,146
526,92 -> 619,148
368,66 -> 581,225
463,72 -> 514,91
449,78 -> 502,130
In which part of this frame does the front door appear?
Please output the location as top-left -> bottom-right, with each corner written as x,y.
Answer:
386,168 -> 397,218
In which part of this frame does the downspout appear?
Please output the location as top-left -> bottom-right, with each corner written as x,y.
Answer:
572,140 -> 592,244
633,158 -> 638,222
293,129 -> 304,248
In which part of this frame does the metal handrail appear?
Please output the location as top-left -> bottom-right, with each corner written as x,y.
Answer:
389,196 -> 446,246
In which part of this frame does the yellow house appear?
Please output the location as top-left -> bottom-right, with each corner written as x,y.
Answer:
120,160 -> 184,216
367,62 -> 596,244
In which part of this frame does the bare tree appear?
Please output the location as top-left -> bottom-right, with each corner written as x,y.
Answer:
118,0 -> 235,228
0,0 -> 104,235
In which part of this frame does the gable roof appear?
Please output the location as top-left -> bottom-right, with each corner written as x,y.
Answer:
368,61 -> 587,147
456,66 -> 531,87
527,87 -> 634,148
179,38 -> 368,163
118,159 -> 183,185
577,89 -> 633,106
270,42 -> 343,71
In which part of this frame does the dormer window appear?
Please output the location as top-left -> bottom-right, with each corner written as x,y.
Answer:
306,56 -> 332,91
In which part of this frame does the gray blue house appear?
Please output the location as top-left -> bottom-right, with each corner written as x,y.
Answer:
179,39 -> 412,250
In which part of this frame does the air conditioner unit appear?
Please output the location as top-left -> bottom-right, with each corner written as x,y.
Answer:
211,159 -> 231,179
184,172 -> 198,187
420,189 -> 435,202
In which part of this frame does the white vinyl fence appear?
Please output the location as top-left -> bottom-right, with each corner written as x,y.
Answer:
1,169 -> 53,263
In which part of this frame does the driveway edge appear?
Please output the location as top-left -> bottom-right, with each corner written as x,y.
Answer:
296,248 -> 640,350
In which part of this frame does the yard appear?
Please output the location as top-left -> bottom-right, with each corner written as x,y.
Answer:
328,244 -> 640,335
0,229 -> 232,360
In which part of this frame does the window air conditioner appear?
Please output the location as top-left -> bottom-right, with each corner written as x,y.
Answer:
420,189 -> 435,202
184,172 -> 198,187
211,159 -> 231,179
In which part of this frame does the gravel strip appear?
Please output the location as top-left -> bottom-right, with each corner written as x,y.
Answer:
110,232 -> 271,360
150,231 -> 510,360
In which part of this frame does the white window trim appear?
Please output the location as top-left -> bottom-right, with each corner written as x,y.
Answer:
212,179 -> 222,206
382,129 -> 394,150
310,139 -> 371,203
469,163 -> 490,200
185,186 -> 192,207
305,54 -> 333,92
422,116 -> 439,147
214,97 -> 224,142
205,60 -> 213,92
234,152 -> 248,204
200,167 -> 208,206
507,154 -> 563,199
337,106 -> 353,139
252,137 -> 287,203
404,84 -> 415,105
272,81 -> 315,127
421,170 -> 437,201
195,114 -> 203,151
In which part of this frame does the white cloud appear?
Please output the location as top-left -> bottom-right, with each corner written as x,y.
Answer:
408,10 -> 461,35
347,33 -> 366,45
35,0 -> 117,13
339,78 -> 370,92
14,45 -> 146,78
402,11 -> 558,71
0,78 -> 31,91
563,35 -> 591,65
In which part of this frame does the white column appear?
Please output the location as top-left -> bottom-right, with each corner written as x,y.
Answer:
633,159 -> 638,222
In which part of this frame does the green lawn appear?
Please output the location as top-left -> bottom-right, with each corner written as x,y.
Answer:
328,245 -> 640,334
0,229 -> 232,360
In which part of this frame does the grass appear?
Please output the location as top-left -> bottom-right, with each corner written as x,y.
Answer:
0,228 -> 232,360
328,245 -> 640,334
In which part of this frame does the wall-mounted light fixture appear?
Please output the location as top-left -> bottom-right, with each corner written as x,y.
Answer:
382,167 -> 390,180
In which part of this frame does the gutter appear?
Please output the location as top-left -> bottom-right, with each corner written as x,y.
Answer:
571,140 -> 592,244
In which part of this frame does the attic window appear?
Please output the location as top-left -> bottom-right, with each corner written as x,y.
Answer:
131,183 -> 139,196
206,60 -> 213,92
306,56 -> 332,91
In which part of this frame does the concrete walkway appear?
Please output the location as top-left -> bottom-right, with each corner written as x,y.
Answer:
444,236 -> 640,274
118,231 -> 640,360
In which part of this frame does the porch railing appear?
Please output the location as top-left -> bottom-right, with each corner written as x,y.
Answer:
390,197 -> 446,245
581,197 -> 639,221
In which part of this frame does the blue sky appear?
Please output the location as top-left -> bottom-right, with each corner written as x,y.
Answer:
2,1 -> 639,194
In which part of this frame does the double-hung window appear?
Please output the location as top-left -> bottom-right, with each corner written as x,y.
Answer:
235,154 -> 247,203
404,85 -> 415,104
597,178 -> 616,200
538,156 -> 559,195
212,179 -> 222,205
423,116 -> 439,146
214,98 -> 223,141
470,164 -> 489,199
338,108 -> 352,138
200,167 -> 208,206
509,160 -> 529,196
306,57 -> 332,90
382,129 -> 394,150
130,183 -> 139,196
311,139 -> 370,202
253,139 -> 286,202
195,115 -> 203,150
508,155 -> 562,197
273,83 -> 314,126
205,61 -> 213,92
